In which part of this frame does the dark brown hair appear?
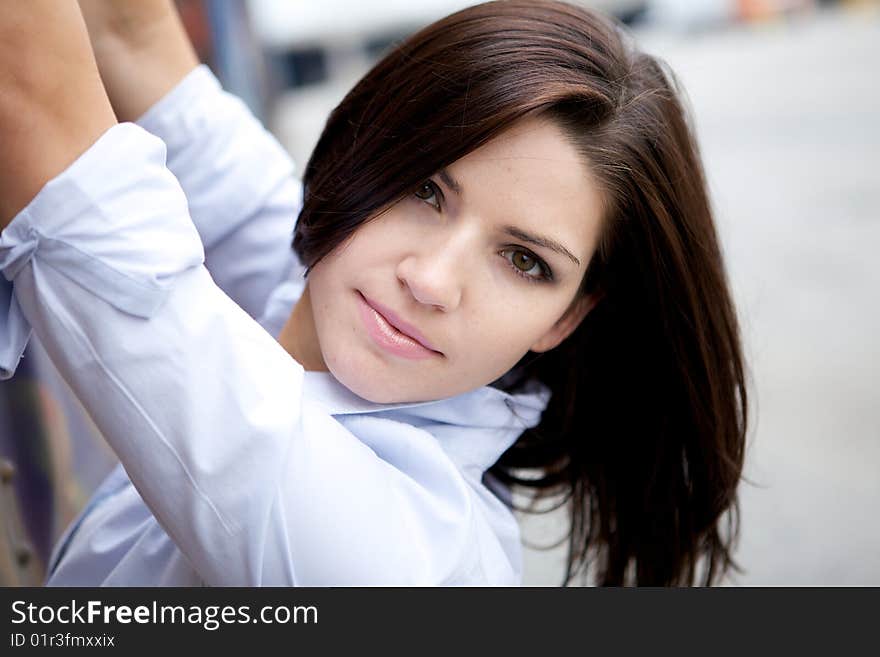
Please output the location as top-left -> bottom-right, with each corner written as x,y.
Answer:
293,0 -> 748,586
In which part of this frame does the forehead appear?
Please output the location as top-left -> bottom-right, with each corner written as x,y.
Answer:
449,117 -> 605,265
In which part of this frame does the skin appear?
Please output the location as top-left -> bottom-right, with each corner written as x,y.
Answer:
278,116 -> 606,403
0,1 -> 116,225
76,0 -> 199,123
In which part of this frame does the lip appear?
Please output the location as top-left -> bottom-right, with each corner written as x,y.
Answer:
357,292 -> 442,360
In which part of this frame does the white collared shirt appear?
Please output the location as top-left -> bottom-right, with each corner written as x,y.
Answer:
0,67 -> 549,586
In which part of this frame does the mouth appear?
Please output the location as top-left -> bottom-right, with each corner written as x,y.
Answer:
357,291 -> 443,360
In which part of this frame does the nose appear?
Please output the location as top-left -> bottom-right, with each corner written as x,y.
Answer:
396,239 -> 468,312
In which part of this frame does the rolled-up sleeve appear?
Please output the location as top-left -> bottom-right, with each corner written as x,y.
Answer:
0,235 -> 34,379
0,124 -> 210,378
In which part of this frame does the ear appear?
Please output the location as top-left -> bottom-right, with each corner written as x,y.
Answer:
529,293 -> 599,353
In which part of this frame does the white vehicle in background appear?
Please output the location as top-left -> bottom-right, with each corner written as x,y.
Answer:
248,1 -> 648,52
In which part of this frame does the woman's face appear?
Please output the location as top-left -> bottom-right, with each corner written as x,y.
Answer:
302,116 -> 605,403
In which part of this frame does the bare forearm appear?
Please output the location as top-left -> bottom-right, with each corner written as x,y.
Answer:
0,1 -> 116,228
78,0 -> 199,123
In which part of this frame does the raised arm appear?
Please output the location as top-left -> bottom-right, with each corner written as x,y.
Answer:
0,1 -> 115,227
78,0 -> 303,319
76,0 -> 199,124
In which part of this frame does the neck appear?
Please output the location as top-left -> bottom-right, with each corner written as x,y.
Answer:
277,284 -> 328,372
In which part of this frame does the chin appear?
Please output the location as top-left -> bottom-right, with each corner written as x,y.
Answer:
339,364 -> 448,404
325,353 -> 401,404
326,342 -> 462,404
343,376 -> 394,403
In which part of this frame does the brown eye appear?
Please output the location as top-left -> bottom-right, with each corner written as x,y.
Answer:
512,251 -> 535,271
414,180 -> 440,210
501,248 -> 551,282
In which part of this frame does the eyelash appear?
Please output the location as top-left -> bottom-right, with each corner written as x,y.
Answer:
500,248 -> 553,283
413,179 -> 442,211
412,179 -> 554,284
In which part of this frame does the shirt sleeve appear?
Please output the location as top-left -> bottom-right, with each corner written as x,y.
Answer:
0,124 -> 485,585
136,65 -> 305,319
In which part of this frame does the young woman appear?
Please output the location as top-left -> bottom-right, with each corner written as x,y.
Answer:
0,0 -> 748,586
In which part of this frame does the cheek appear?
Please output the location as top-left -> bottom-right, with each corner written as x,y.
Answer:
304,261 -> 349,358
306,234 -> 371,304
463,295 -> 562,364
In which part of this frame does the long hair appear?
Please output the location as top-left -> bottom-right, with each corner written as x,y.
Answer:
292,0 -> 749,586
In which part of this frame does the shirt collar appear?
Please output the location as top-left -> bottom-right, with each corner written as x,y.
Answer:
302,370 -> 551,475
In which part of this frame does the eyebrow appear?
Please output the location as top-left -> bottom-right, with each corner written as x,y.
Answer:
437,168 -> 462,195
503,226 -> 581,267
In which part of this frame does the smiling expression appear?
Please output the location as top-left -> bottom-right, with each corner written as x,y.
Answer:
285,116 -> 606,403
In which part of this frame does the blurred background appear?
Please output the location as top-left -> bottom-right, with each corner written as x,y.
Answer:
1,0 -> 878,585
